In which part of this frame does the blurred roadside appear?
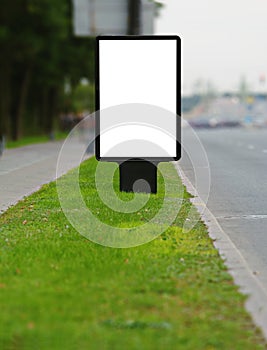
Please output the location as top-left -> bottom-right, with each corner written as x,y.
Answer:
183,93 -> 267,130
0,1 -> 95,155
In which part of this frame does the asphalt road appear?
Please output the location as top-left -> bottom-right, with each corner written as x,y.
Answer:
181,127 -> 267,291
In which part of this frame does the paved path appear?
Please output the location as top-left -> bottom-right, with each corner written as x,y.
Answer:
0,140 -> 86,213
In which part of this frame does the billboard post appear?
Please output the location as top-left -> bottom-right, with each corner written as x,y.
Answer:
119,160 -> 158,193
127,0 -> 141,35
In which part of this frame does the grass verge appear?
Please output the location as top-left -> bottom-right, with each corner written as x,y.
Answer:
0,157 -> 266,350
6,132 -> 68,149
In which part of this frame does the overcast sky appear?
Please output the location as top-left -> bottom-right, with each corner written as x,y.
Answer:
156,0 -> 267,95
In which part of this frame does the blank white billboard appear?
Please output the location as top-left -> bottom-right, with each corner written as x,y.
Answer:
96,36 -> 180,160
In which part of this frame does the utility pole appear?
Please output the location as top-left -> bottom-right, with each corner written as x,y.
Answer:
128,0 -> 142,35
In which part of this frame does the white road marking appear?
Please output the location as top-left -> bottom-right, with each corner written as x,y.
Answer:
0,155 -> 52,175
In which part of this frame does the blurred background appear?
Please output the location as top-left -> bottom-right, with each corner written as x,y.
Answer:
1,0 -> 267,151
0,0 -> 96,150
157,0 -> 267,129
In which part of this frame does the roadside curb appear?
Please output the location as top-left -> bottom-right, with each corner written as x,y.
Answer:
174,162 -> 267,340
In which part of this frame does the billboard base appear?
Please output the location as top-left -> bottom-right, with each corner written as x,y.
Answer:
119,160 -> 157,194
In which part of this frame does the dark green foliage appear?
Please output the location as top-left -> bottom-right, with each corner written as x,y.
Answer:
0,0 -> 94,141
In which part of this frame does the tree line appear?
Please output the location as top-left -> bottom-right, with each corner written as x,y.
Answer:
0,0 -> 95,142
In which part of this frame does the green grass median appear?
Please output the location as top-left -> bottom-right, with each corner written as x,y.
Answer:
0,157 -> 266,349
6,132 -> 68,149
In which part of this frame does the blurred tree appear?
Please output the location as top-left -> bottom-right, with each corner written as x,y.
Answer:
149,0 -> 164,16
0,0 -> 94,141
239,75 -> 250,102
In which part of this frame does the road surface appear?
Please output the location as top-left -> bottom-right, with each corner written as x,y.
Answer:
181,127 -> 267,291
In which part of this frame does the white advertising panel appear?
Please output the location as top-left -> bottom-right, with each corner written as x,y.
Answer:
96,36 -> 181,160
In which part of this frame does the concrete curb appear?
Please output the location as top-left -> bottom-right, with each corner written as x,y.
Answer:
173,162 -> 267,340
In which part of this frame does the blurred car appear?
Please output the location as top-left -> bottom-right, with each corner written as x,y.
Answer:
188,117 -> 241,129
218,120 -> 241,128
188,118 -> 212,129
